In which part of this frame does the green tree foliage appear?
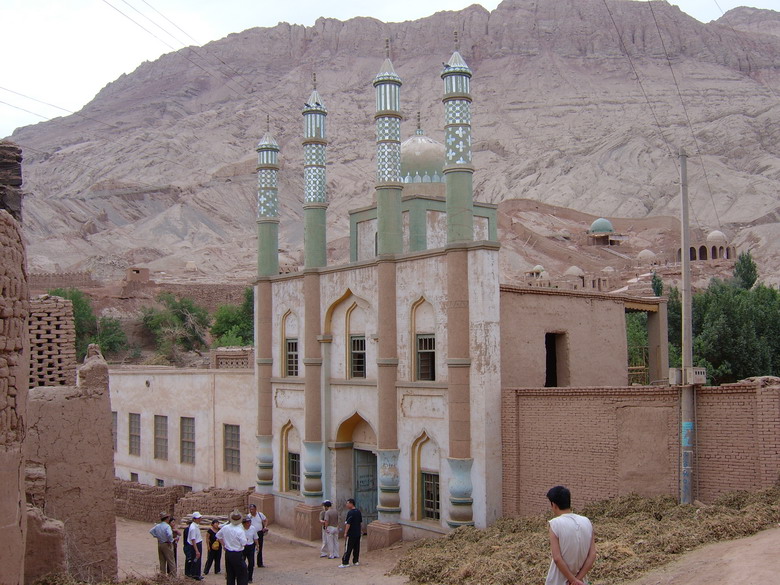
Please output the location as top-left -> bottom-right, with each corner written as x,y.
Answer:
141,293 -> 211,359
211,287 -> 254,347
732,250 -> 758,290
626,311 -> 648,366
651,271 -> 664,297
48,288 -> 127,359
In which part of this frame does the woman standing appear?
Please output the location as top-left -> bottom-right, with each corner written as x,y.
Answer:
204,519 -> 222,575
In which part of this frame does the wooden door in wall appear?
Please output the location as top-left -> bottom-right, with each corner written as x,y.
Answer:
353,449 -> 377,529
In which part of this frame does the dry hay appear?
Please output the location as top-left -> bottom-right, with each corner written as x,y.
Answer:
392,487 -> 780,585
32,575 -> 192,585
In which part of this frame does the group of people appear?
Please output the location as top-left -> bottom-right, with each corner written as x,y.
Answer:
149,503 -> 268,583
150,486 -> 595,585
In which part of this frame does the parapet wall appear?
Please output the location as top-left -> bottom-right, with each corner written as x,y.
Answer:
27,271 -> 101,293
502,379 -> 780,516
0,208 -> 28,585
28,295 -> 77,388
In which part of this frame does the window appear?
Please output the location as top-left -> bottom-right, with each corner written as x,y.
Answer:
223,424 -> 241,472
111,411 -> 118,452
129,413 -> 141,456
180,417 -> 195,464
130,472 -> 139,482
350,335 -> 366,378
285,338 -> 299,377
421,472 -> 440,520
154,415 -> 168,460
544,332 -> 570,387
416,334 -> 436,381
156,478 -> 165,487
288,452 -> 301,492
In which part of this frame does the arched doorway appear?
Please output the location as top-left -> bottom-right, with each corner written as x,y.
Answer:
336,413 -> 378,528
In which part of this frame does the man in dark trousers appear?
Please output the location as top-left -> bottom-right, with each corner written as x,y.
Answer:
338,498 -> 362,568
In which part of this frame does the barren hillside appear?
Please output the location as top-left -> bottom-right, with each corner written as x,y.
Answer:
8,0 -> 780,285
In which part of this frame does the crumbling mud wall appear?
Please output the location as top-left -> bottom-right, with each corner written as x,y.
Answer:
28,295 -> 77,388
0,208 -> 29,585
25,351 -> 118,582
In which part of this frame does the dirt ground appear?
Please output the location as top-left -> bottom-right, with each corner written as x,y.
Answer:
118,517 -> 780,585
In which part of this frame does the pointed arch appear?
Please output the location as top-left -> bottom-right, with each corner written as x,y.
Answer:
280,420 -> 301,493
411,430 -> 441,521
281,310 -> 300,377
411,296 -> 437,381
335,412 -> 377,449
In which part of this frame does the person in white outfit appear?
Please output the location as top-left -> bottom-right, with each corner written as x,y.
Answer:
322,500 -> 339,559
545,486 -> 596,585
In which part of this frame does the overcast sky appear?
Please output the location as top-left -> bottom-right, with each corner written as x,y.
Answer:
1,0 -> 776,137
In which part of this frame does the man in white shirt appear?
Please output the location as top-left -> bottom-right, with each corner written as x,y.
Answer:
184,511 -> 204,580
242,515 -> 260,583
248,503 -> 268,567
545,486 -> 596,585
217,511 -> 250,585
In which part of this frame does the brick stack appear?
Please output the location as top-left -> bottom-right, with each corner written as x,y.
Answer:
28,295 -> 77,388
174,487 -> 254,519
114,478 -> 189,522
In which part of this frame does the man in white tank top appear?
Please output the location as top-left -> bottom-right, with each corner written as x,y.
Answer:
545,486 -> 596,585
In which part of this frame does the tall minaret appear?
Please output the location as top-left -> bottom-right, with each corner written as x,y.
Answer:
253,117 -> 279,514
303,75 -> 328,268
256,116 -> 280,277
374,40 -> 403,255
442,32 -> 474,242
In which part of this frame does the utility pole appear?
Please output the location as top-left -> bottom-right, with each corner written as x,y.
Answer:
679,148 -> 695,505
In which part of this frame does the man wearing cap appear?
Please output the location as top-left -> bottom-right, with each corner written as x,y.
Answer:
184,512 -> 204,580
149,513 -> 176,575
217,511 -> 250,585
322,500 -> 339,559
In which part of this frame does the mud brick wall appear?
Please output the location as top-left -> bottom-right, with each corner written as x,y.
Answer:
174,488 -> 253,519
0,142 -> 23,222
0,209 -> 29,585
502,385 -> 680,517
114,479 -> 189,523
157,283 -> 247,313
27,272 -> 101,294
28,295 -> 77,388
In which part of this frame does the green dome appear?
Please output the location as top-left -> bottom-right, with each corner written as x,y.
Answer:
401,131 -> 444,183
590,218 -> 614,233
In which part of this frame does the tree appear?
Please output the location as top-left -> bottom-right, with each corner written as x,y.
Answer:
211,287 -> 254,346
666,286 -> 682,367
733,250 -> 758,290
141,293 -> 211,360
48,288 -> 127,359
651,272 -> 663,297
626,311 -> 648,367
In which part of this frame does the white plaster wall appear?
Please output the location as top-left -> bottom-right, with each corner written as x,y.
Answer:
357,219 -> 377,261
467,247 -> 503,528
427,210 -> 447,249
110,368 -> 257,491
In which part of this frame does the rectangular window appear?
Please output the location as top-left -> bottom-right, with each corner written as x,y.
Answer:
156,478 -> 165,487
422,472 -> 440,520
223,424 -> 241,473
129,413 -> 141,456
350,335 -> 366,378
416,334 -> 436,381
154,415 -> 168,460
180,417 -> 195,465
112,411 -> 118,452
545,332 -> 570,388
130,472 -> 139,482
285,338 -> 299,377
288,452 -> 301,492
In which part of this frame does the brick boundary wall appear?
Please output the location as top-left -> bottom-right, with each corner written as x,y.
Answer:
28,295 -> 77,388
28,271 -> 101,293
503,380 -> 780,517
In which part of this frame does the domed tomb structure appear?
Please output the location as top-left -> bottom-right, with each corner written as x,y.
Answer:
587,217 -> 625,246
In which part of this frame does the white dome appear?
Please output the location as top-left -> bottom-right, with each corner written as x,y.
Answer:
707,230 -> 728,244
601,266 -> 616,273
531,265 -> 545,274
637,249 -> 656,261
564,266 -> 585,277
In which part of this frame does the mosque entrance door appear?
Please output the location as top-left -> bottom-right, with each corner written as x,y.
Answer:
353,449 -> 377,528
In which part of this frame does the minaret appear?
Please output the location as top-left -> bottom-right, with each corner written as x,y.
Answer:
303,75 -> 328,268
374,40 -> 403,255
442,32 -> 474,242
252,117 -> 278,515
256,116 -> 280,277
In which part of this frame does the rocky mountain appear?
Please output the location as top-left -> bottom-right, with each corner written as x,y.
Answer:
8,0 -> 780,285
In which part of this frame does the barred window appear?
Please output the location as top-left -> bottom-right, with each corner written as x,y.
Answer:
350,335 -> 366,378
285,338 -> 299,377
288,452 -> 301,492
129,413 -> 141,456
223,424 -> 241,473
180,417 -> 195,465
130,472 -> 138,482
112,411 -> 118,452
416,334 -> 436,381
154,415 -> 168,460
422,472 -> 440,520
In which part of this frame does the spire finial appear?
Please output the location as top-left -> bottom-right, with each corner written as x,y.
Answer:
417,112 -> 421,131
266,114 -> 270,133
385,38 -> 390,59
454,30 -> 459,51
312,72 -> 317,90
